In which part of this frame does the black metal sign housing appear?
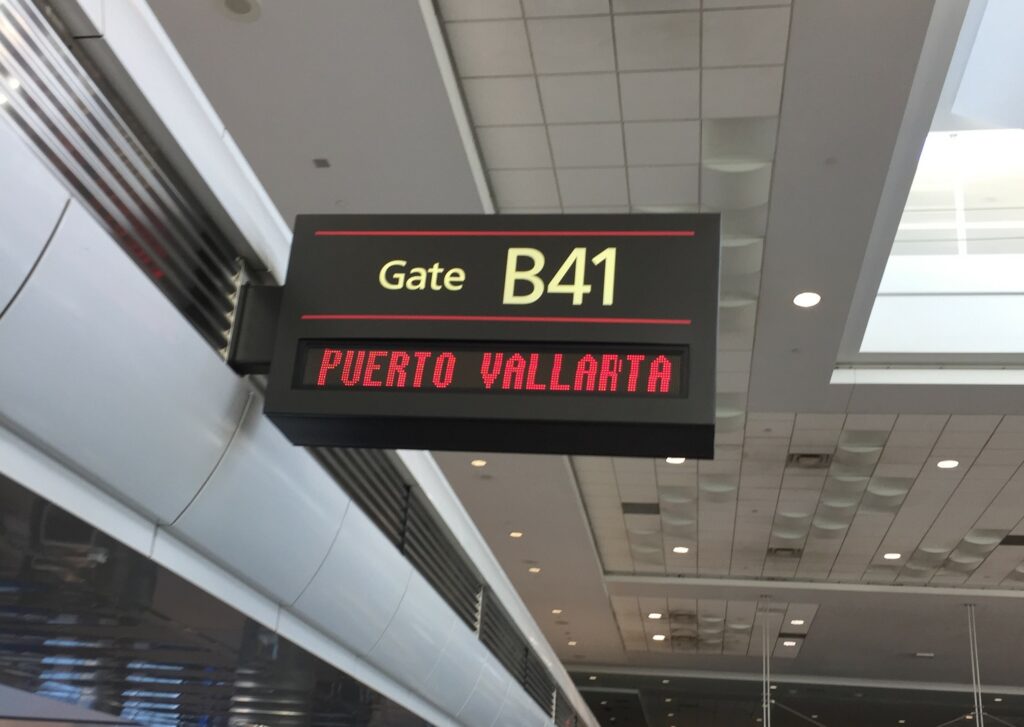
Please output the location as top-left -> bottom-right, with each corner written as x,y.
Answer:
264,214 -> 719,457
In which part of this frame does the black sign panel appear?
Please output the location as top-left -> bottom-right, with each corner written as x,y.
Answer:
265,214 -> 719,457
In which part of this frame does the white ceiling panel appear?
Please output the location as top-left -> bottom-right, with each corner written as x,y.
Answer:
623,120 -> 700,165
462,77 -> 545,125
548,123 -> 625,167
627,165 -> 700,208
445,19 -> 534,77
523,0 -> 611,17
619,69 -> 700,120
613,0 -> 700,12
476,126 -> 553,169
438,0 -> 522,21
538,74 -> 623,122
702,66 -> 784,118
527,17 -> 616,73
613,12 -> 700,71
701,7 -> 790,67
490,168 -> 560,207
557,167 -> 630,206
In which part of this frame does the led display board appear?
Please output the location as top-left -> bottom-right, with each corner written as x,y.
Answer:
265,214 -> 719,457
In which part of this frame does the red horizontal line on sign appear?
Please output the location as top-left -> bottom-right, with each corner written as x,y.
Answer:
313,230 -> 695,237
300,313 -> 691,325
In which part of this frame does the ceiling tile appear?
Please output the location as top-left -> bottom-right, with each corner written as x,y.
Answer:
624,120 -> 699,165
612,0 -> 700,11
490,169 -> 560,207
564,205 -> 632,213
614,12 -> 699,71
628,165 -> 699,207
528,17 -> 616,74
701,7 -> 790,67
477,126 -> 552,168
445,20 -> 533,77
549,123 -> 625,167
438,0 -> 522,20
539,74 -> 621,122
522,0 -> 610,16
702,66 -> 784,118
557,168 -> 629,206
620,69 -> 700,121
704,0 -> 791,7
463,77 -> 544,125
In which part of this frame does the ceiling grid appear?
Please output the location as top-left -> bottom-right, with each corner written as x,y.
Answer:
431,0 -> 1024,687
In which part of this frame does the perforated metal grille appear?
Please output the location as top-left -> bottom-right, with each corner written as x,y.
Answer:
479,591 -> 528,681
0,0 -> 240,351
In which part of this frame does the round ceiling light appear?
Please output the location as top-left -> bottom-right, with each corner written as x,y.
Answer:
883,552 -> 902,560
790,619 -> 805,626
568,640 -> 577,646
937,459 -> 959,469
783,640 -> 797,647
665,456 -> 686,464
672,546 -> 690,554
652,634 -> 666,642
470,458 -> 487,467
552,608 -> 562,615
528,566 -> 541,574
509,531 -> 523,539
648,612 -> 663,620
793,291 -> 822,308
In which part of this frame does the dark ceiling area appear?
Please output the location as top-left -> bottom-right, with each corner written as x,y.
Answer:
573,672 -> 1024,727
0,474 -> 427,727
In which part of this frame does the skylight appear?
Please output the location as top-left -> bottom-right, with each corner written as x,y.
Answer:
860,0 -> 1024,356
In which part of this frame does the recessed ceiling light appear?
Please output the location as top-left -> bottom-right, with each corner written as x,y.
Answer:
664,698 -> 672,703
567,640 -> 577,646
966,715 -> 974,721
648,612 -> 663,620
471,458 -> 487,467
812,716 -> 818,720
915,652 -> 935,658
589,675 -> 597,681
668,713 -> 674,717
994,698 -> 1003,703
790,619 -> 805,626
937,459 -> 959,469
898,721 -> 906,725
672,546 -> 690,554
665,456 -> 686,464
224,0 -> 261,19
552,608 -> 563,615
783,640 -> 797,647
601,700 -> 607,706
528,566 -> 541,574
793,291 -> 822,308
652,634 -> 667,641
509,531 -> 523,538
883,552 -> 902,560
662,679 -> 670,685
770,685 -> 778,690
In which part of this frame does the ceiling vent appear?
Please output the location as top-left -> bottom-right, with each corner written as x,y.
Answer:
767,547 -> 803,557
786,452 -> 832,469
622,502 -> 660,515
